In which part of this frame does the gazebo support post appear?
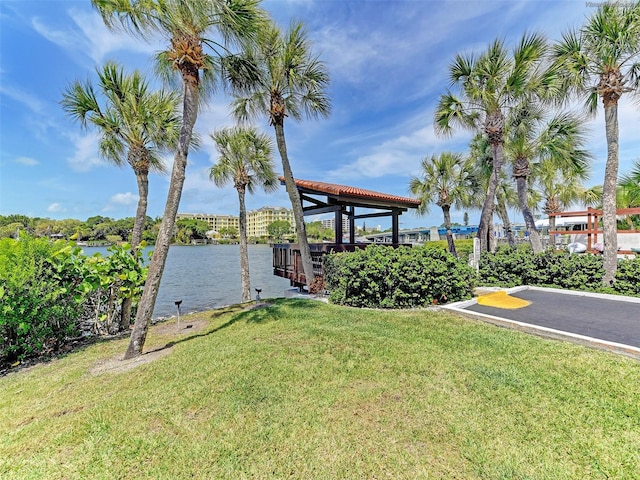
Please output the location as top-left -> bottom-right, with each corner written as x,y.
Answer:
392,210 -> 399,244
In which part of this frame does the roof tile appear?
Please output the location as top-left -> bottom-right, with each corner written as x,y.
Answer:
279,177 -> 421,207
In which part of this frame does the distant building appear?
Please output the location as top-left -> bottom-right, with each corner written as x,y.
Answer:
176,213 -> 239,234
320,217 -> 351,234
178,207 -> 295,239
247,206 -> 295,238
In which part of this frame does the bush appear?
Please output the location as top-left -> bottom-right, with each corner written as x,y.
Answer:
323,244 -> 476,308
0,237 -> 148,366
0,237 -> 82,364
479,246 -> 638,296
478,244 -> 536,287
614,257 -> 640,296
422,239 -> 475,262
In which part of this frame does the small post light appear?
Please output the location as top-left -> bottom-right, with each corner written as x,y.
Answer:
175,300 -> 182,330
255,288 -> 262,303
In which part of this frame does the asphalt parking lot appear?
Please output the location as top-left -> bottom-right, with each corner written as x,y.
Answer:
444,286 -> 640,359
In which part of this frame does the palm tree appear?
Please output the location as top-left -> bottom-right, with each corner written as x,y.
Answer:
619,159 -> 640,208
468,135 -> 520,248
535,158 -> 597,249
62,62 -> 179,247
506,104 -> 592,253
409,152 -> 478,257
552,1 -> 640,284
61,61 -> 180,329
231,21 -> 331,291
92,0 -> 268,358
210,126 -> 276,302
435,33 -> 549,253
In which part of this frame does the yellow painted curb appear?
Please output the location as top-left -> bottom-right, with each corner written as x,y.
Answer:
477,290 -> 531,309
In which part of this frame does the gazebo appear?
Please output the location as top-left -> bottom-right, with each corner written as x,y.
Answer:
273,178 -> 421,287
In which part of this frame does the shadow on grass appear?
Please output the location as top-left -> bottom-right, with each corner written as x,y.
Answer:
153,297 -> 324,352
2,299 -> 327,375
1,330 -> 131,377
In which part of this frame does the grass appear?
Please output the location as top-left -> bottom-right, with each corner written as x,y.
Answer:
1,298 -> 640,479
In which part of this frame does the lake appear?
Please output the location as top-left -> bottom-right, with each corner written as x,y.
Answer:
82,244 -> 292,318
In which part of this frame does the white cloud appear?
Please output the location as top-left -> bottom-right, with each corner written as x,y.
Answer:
66,132 -> 106,172
109,192 -> 139,205
47,202 -> 64,213
102,192 -> 139,213
14,156 -> 39,166
32,9 -> 156,65
328,117 -> 469,182
0,84 -> 46,114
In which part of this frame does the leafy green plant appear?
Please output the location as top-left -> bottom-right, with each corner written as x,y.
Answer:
614,257 -> 640,296
0,237 -> 81,364
422,238 -> 475,261
323,244 -> 476,308
0,237 -> 148,366
479,246 -> 637,296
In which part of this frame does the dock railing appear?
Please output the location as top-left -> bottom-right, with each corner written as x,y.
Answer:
273,243 -> 410,288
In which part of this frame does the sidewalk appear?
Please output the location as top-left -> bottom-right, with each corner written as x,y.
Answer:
443,286 -> 640,360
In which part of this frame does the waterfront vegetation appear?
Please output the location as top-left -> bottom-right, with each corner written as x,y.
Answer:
0,236 -> 147,366
0,214 -> 287,246
2,298 -> 639,479
3,234 -> 638,368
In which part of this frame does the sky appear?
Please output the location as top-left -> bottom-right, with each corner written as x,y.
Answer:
2,0 -> 640,230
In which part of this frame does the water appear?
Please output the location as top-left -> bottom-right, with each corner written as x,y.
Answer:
81,244 -> 292,318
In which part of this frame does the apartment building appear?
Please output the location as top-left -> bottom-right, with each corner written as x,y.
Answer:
320,217 -> 351,235
247,206 -> 295,238
176,213 -> 239,234
177,207 -> 294,238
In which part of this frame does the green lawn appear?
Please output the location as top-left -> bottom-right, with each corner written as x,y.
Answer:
1,299 -> 639,479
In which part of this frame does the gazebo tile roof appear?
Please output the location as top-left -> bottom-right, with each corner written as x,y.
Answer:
280,177 -> 421,208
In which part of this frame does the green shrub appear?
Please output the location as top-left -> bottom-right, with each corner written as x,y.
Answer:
478,244 -> 536,287
323,244 -> 476,308
614,257 -> 640,296
0,237 -> 82,364
0,238 -> 148,366
479,247 -> 638,296
422,239 -> 474,261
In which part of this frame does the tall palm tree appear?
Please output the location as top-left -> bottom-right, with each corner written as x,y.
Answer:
535,158 -> 597,249
231,21 -> 331,290
61,61 -> 180,328
210,126 -> 276,302
506,104 -> 592,253
62,62 -> 179,247
552,1 -> 640,284
409,152 -> 478,257
435,33 -> 550,253
92,0 -> 268,358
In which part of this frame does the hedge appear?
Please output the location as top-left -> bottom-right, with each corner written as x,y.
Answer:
323,244 -> 476,308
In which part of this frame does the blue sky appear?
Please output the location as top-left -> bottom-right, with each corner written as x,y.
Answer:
2,0 -> 640,230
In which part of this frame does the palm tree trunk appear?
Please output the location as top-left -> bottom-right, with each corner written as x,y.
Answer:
602,101 -> 619,286
549,214 -> 557,249
495,197 -> 515,248
131,171 -> 148,248
515,175 -> 543,253
442,205 -> 457,257
238,187 -> 251,303
120,170 -> 150,331
124,78 -> 198,359
477,142 -> 503,252
272,121 -> 315,288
